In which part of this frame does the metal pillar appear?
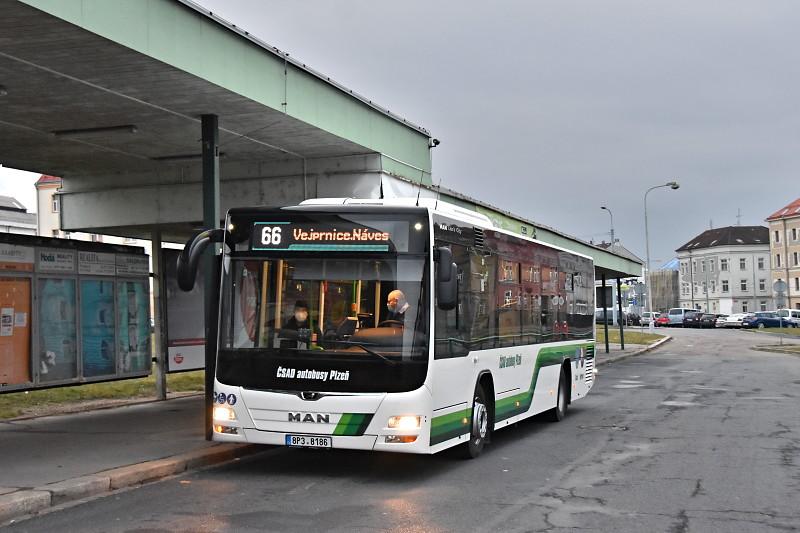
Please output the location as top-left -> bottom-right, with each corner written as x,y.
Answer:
616,277 -> 625,351
602,274 -> 609,354
151,229 -> 168,401
202,114 -> 220,441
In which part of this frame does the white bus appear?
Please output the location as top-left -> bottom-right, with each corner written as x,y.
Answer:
180,198 -> 596,458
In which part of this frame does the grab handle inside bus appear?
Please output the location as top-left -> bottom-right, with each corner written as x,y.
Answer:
176,228 -> 226,291
436,247 -> 457,310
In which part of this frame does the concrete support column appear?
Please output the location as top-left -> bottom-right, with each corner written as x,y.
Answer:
202,114 -> 220,441
602,274 -> 609,354
151,229 -> 168,400
616,277 -> 625,351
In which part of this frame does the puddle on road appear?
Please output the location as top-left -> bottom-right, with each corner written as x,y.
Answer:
680,370 -> 703,374
660,400 -> 699,407
612,384 -> 645,389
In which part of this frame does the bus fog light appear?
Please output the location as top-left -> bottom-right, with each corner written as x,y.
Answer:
387,415 -> 420,430
214,424 -> 239,435
386,435 -> 417,443
213,406 -> 237,421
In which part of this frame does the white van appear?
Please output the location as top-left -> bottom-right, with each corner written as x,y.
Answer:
777,309 -> 800,326
641,312 -> 660,326
667,307 -> 696,327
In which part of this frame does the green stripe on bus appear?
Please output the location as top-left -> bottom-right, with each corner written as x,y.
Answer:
333,413 -> 374,436
430,342 -> 595,444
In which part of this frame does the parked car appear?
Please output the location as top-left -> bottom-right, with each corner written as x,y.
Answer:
641,312 -> 660,326
722,313 -> 751,328
777,309 -> 800,326
741,312 -> 798,329
714,314 -> 729,328
682,310 -> 701,327
625,312 -> 641,326
655,315 -> 670,327
667,307 -> 697,327
698,313 -> 720,328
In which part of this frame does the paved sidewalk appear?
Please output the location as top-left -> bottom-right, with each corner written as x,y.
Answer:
595,336 -> 672,365
0,395 -> 260,525
0,336 -> 671,525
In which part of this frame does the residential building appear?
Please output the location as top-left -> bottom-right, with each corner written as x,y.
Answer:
676,226 -> 771,314
0,195 -> 37,235
766,198 -> 800,309
650,260 -> 679,313
35,175 -> 140,246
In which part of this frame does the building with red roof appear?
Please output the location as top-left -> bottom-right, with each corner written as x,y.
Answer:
765,198 -> 800,309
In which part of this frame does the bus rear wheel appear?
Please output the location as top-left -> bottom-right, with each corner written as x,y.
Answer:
547,368 -> 568,422
461,385 -> 489,459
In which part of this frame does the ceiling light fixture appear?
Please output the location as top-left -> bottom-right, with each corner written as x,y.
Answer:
52,125 -> 138,138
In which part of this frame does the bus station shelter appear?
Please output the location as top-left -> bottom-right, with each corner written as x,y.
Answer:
0,0 -> 641,409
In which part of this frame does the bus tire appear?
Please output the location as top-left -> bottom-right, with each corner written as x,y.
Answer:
547,368 -> 568,422
461,385 -> 489,459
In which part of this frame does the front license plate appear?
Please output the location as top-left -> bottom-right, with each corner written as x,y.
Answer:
285,434 -> 332,448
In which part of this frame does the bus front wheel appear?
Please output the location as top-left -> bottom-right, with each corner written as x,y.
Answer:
461,385 -> 489,459
547,368 -> 568,422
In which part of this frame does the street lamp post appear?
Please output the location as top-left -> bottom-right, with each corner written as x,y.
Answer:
601,206 -> 615,245
644,181 -> 680,333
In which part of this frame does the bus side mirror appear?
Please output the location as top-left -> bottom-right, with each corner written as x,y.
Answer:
436,247 -> 457,310
176,228 -> 226,291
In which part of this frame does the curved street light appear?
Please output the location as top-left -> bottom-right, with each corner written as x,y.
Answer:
601,206 -> 614,245
644,181 -> 680,332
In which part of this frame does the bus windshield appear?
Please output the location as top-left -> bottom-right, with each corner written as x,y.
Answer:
217,255 -> 429,393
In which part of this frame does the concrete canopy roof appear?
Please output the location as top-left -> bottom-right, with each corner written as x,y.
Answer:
0,0 -> 432,184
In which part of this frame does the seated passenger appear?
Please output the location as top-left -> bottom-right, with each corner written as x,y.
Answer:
281,301 -> 320,344
385,289 -> 411,326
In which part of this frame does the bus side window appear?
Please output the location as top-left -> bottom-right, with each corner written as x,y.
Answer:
434,244 -> 470,359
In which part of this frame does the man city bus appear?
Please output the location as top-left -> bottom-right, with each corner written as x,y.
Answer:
178,198 -> 596,458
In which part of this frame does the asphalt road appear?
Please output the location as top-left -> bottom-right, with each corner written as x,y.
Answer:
7,328 -> 800,532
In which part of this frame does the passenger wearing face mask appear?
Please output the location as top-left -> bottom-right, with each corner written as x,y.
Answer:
384,289 -> 410,326
281,301 -> 321,345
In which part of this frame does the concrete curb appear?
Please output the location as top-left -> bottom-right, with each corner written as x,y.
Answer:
1,443 -> 262,525
750,345 -> 800,357
596,335 -> 673,366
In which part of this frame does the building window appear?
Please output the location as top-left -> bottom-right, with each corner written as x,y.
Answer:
759,279 -> 766,291
739,258 -> 746,270
740,279 -> 748,291
709,260 -> 715,272
91,234 -> 102,243
794,252 -> 799,266
51,196 -> 59,213
793,228 -> 797,241
692,261 -> 696,273
796,277 -> 800,291
721,259 -> 728,271
701,261 -> 705,273
710,280 -> 716,293
776,254 -> 782,268
722,280 -> 729,292
758,257 -> 765,270
742,302 -> 749,313
760,301 -> 767,311
774,230 -> 780,243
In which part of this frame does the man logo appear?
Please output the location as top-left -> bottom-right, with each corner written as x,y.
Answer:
288,412 -> 330,423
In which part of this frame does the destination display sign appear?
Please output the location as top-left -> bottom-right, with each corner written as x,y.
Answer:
250,220 -> 409,252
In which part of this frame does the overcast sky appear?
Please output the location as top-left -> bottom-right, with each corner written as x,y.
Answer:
2,0 -> 798,268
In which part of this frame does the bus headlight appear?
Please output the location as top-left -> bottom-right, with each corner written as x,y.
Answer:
213,406 -> 237,421
387,415 -> 420,430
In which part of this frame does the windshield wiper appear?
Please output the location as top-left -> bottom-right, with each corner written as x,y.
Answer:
328,340 -> 398,366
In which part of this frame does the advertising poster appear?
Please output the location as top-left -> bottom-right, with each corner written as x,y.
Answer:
117,280 -> 151,374
78,251 -> 115,276
164,249 -> 205,371
116,255 -> 149,276
0,244 -> 34,272
0,278 -> 31,385
80,280 -> 116,377
37,249 -> 76,273
38,278 -> 78,382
